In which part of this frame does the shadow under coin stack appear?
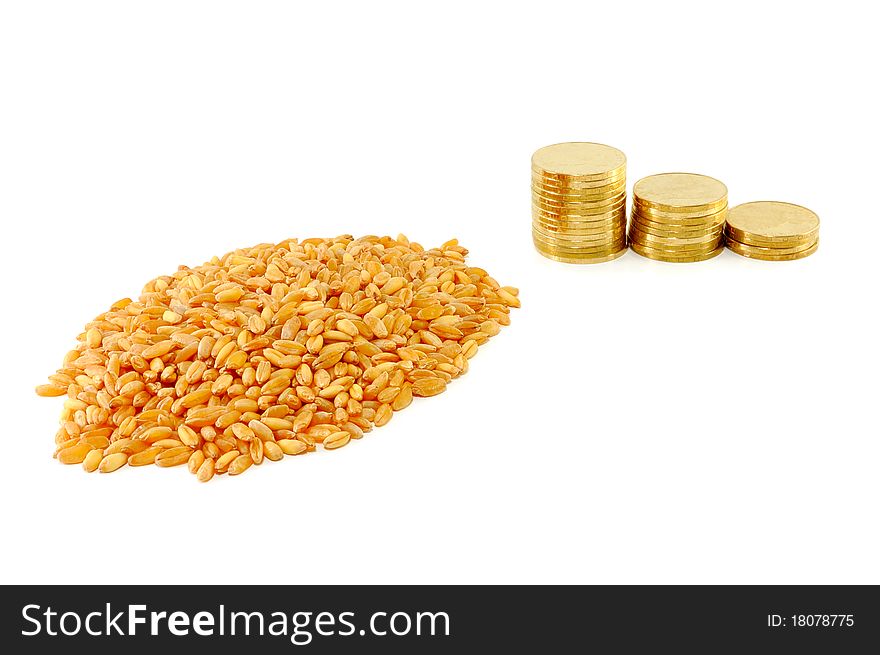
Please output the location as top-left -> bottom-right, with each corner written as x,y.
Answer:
725,201 -> 820,260
531,142 -> 628,263
629,173 -> 728,262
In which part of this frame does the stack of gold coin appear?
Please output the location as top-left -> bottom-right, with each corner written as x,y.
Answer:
531,142 -> 628,263
725,201 -> 819,260
629,173 -> 728,263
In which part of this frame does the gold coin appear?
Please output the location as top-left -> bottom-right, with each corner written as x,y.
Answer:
630,242 -> 724,263
532,166 -> 626,186
532,232 -> 626,250
532,171 -> 626,190
534,216 -> 625,229
534,207 -> 626,222
533,220 -> 627,237
532,167 -> 626,185
534,245 -> 628,264
628,235 -> 722,256
533,193 -> 626,209
532,228 -> 627,248
629,226 -> 723,248
533,214 -> 625,229
725,201 -> 819,243
632,201 -> 728,223
629,225 -> 721,246
534,225 -> 626,240
534,209 -> 625,223
631,213 -> 727,235
533,217 -> 626,233
633,173 -> 727,212
531,142 -> 626,181
533,198 -> 627,217
532,181 -> 626,201
535,235 -> 626,252
632,201 -> 728,222
533,192 -> 626,210
723,227 -> 815,250
532,231 -> 627,253
631,217 -> 724,239
534,214 -> 626,230
533,239 -> 627,257
725,236 -> 818,256
726,237 -> 819,260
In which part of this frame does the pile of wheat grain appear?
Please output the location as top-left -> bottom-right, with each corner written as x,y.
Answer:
36,235 -> 519,481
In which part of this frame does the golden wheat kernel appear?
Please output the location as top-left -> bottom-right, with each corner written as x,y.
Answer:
291,411 -> 312,433
141,340 -> 176,360
277,439 -> 308,456
260,376 -> 289,396
295,363 -> 313,386
196,457 -> 215,482
391,384 -> 413,411
230,422 -> 255,442
263,440 -> 284,461
249,438 -> 264,465
247,420 -> 275,442
57,443 -> 93,465
374,404 -> 393,426
81,434 -> 111,450
376,386 -> 400,404
260,417 -> 292,431
247,314 -> 267,334
85,327 -> 102,349
412,377 -> 447,397
187,450 -> 205,473
216,287 -> 243,303
340,422 -> 364,440
155,447 -> 192,467
139,426 -> 173,444
224,350 -> 248,370
151,438 -> 184,449
98,452 -> 128,473
215,450 -> 240,472
82,449 -> 103,472
177,425 -> 201,448
128,447 -> 162,466
480,320 -> 500,336
228,454 -> 253,475
323,431 -> 351,450
335,318 -> 358,337
215,435 -> 236,453
55,436 -> 79,452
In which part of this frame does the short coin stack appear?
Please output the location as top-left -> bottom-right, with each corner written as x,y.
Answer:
531,142 -> 628,264
629,173 -> 728,263
725,201 -> 820,260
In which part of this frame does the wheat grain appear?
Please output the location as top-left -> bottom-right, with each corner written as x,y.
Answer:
82,449 -> 103,472
196,457 -> 215,482
36,235 -> 518,480
155,447 -> 193,467
98,453 -> 128,473
323,431 -> 351,450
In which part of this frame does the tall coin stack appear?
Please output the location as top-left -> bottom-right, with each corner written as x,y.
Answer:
629,173 -> 728,263
531,142 -> 628,264
725,201 -> 820,261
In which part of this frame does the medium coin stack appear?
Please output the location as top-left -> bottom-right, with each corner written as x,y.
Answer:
629,173 -> 728,263
531,142 -> 628,264
725,201 -> 819,260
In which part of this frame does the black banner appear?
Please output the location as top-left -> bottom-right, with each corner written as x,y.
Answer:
1,585 -> 877,652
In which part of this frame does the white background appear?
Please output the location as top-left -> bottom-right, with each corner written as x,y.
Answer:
1,1 -> 877,585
